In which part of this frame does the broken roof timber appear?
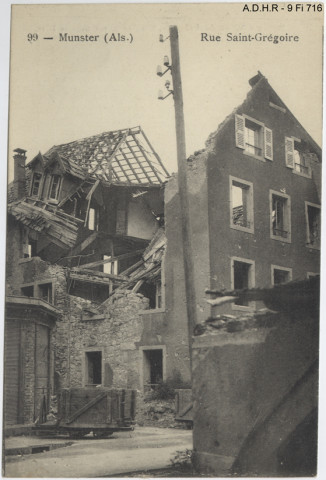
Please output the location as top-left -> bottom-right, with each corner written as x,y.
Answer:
8,198 -> 81,249
72,248 -> 145,271
41,126 -> 169,186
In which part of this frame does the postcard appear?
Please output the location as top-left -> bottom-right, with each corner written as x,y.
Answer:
3,2 -> 323,478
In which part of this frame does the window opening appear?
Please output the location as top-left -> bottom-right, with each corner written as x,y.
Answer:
31,173 -> 42,197
155,280 -> 162,309
85,351 -> 102,386
272,194 -> 289,239
139,278 -> 163,309
38,283 -> 53,304
48,175 -> 61,200
231,178 -> 253,230
273,268 -> 291,285
306,204 -> 320,248
21,286 -> 34,297
88,207 -> 99,231
23,239 -> 37,258
245,118 -> 262,157
233,260 -> 252,306
143,349 -> 163,390
294,142 -> 309,175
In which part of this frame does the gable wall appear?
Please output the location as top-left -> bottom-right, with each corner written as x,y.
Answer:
206,79 -> 320,314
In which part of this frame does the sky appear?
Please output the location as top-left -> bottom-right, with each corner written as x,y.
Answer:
6,3 -> 323,181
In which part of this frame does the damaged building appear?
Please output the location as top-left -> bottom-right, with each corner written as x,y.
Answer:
5,69 -> 321,466
5,126 -> 179,425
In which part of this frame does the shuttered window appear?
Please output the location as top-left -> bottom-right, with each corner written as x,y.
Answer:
285,137 -> 295,168
235,114 -> 273,161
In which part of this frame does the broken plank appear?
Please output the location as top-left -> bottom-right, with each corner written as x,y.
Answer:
73,249 -> 144,271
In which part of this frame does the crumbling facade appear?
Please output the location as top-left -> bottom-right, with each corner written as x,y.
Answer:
5,127 -> 176,425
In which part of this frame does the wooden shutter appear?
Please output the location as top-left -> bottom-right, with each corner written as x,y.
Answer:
285,137 -> 294,168
235,115 -> 245,149
264,127 -> 273,160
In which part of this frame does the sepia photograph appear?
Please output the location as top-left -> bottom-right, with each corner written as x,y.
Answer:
1,2 -> 323,478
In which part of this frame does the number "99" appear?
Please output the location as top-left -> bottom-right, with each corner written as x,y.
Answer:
27,33 -> 38,42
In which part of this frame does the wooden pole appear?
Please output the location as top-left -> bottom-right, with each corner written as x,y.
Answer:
169,25 -> 197,371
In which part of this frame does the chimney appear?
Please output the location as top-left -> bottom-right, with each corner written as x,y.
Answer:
13,148 -> 27,200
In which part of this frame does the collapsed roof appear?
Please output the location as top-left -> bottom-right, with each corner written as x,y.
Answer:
30,126 -> 169,186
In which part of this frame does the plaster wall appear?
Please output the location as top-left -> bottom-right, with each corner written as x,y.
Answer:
192,312 -> 319,476
205,79 -> 320,317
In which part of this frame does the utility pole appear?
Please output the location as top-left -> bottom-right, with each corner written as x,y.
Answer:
157,25 -> 197,371
168,25 -> 197,371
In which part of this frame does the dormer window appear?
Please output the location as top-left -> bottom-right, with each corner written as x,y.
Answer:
48,174 -> 61,201
235,114 -> 273,161
30,172 -> 43,197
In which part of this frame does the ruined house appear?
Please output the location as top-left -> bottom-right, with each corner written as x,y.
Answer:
5,127 -> 174,425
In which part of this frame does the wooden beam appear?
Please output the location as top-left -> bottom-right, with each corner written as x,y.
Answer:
69,231 -> 99,256
73,248 -> 144,271
119,259 -> 143,276
140,127 -> 170,177
69,273 -> 112,286
124,138 -> 153,183
72,268 -> 127,281
119,145 -> 144,183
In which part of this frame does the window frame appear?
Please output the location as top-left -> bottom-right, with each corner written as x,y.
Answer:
271,265 -> 292,286
285,136 -> 312,178
305,201 -> 321,250
231,256 -> 255,311
269,190 -> 291,243
139,345 -> 166,393
30,172 -> 43,198
235,114 -> 273,162
48,174 -> 62,202
88,207 -> 99,231
229,176 -> 254,234
20,279 -> 55,304
83,347 -> 104,387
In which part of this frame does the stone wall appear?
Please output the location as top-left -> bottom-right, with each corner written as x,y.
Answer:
65,292 -> 149,390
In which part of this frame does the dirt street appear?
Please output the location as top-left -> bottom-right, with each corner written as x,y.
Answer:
4,427 -> 193,477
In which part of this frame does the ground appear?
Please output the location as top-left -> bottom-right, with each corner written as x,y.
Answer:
3,427 -> 193,478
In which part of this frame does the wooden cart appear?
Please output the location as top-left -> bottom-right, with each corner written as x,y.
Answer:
34,387 -> 136,438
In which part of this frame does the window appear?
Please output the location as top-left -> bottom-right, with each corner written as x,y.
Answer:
48,175 -> 61,200
155,280 -> 162,309
139,277 -> 164,310
231,257 -> 255,309
230,176 -> 254,232
88,207 -> 99,231
23,239 -> 37,258
103,255 -> 118,275
85,351 -> 102,386
38,283 -> 53,304
270,190 -> 291,242
271,265 -> 292,285
285,137 -> 312,177
305,202 -> 321,249
30,172 -> 43,197
307,272 -> 319,279
142,348 -> 163,391
21,286 -> 34,297
235,114 -> 273,161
